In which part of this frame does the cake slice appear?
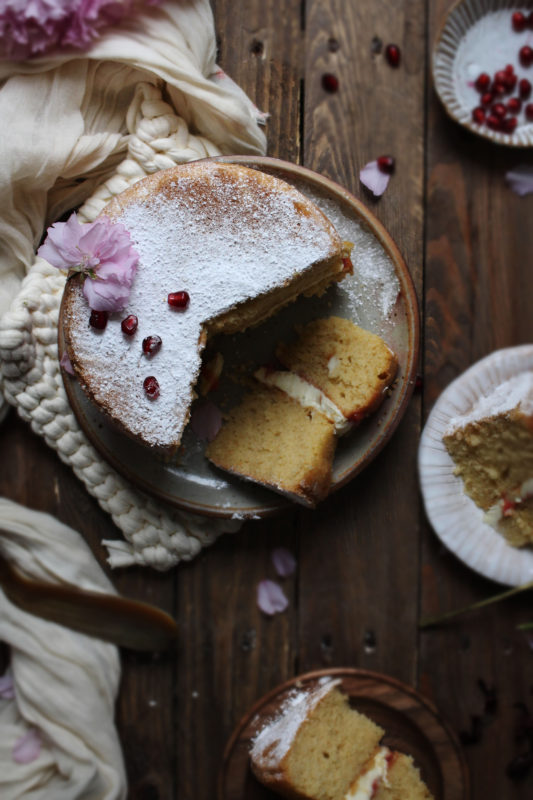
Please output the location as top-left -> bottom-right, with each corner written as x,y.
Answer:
61,161 -> 349,451
250,679 -> 385,800
250,680 -> 434,800
275,317 -> 398,425
205,385 -> 337,507
371,752 -> 433,800
443,371 -> 533,547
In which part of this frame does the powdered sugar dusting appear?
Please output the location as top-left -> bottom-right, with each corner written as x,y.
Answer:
250,678 -> 340,768
445,371 -> 533,434
64,163 -> 340,448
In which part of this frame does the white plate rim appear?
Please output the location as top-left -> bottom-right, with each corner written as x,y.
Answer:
419,344 -> 533,587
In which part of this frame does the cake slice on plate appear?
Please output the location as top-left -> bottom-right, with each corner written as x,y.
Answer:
250,679 -> 434,800
443,371 -> 533,547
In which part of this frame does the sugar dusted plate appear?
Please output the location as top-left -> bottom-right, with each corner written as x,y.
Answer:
218,668 -> 468,800
433,0 -> 533,147
60,156 -> 419,519
419,345 -> 533,587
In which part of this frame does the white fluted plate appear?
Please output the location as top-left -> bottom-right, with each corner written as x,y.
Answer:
433,0 -> 533,147
419,345 -> 533,587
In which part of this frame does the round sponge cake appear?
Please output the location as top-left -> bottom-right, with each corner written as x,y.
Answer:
61,161 -> 347,451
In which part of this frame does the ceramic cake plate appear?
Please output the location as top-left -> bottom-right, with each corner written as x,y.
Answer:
59,156 -> 419,519
433,0 -> 533,147
419,345 -> 533,587
218,668 -> 469,800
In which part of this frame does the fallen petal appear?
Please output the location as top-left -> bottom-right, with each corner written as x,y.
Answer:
60,351 -> 75,376
257,579 -> 289,615
505,164 -> 533,196
271,547 -> 297,577
13,728 -> 42,764
360,160 -> 391,196
0,672 -> 15,700
189,401 -> 223,442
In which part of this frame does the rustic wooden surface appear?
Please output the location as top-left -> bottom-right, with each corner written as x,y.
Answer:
1,1 -> 533,798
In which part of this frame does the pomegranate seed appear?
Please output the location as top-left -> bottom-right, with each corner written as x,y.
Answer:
480,92 -> 493,107
89,310 -> 107,330
512,11 -> 527,32
529,11 -> 533,29
505,73 -> 517,92
486,114 -> 501,131
376,155 -> 395,174
142,335 -> 162,356
143,376 -> 160,399
474,72 -> 491,92
519,78 -> 532,99
167,291 -> 190,309
502,117 -> 517,134
507,97 -> 522,114
492,81 -> 506,96
472,107 -> 486,124
505,64 -> 515,75
491,102 -> 507,119
519,46 -> 533,68
321,73 -> 339,93
525,103 -> 533,120
385,44 -> 401,67
121,314 -> 138,335
494,69 -> 508,85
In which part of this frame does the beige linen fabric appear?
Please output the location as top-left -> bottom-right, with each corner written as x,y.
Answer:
0,498 -> 126,799
0,1 -> 267,568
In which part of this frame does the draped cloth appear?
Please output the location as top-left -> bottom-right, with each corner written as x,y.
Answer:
0,0 -> 267,569
0,498 -> 126,799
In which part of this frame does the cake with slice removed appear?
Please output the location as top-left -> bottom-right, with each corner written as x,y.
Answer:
61,161 -> 350,452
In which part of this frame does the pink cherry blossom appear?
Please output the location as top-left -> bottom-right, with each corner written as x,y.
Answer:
0,0 -> 162,60
359,160 -> 391,196
38,213 -> 138,312
271,547 -> 297,577
60,351 -> 75,375
257,580 -> 289,615
12,728 -> 42,764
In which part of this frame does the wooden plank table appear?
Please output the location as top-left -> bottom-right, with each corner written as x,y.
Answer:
1,1 -> 533,798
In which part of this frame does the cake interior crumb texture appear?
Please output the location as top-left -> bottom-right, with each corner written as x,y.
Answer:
276,317 -> 397,420
250,681 -> 434,800
251,682 -> 384,800
443,372 -> 533,547
206,386 -> 336,507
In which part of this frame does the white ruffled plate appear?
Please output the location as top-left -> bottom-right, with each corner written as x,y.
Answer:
419,345 -> 533,587
433,0 -> 533,147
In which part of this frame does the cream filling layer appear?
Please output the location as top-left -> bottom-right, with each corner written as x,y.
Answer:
344,746 -> 391,800
254,367 -> 352,435
483,477 -> 533,527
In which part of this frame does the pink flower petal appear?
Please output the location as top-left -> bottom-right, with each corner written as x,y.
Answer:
12,728 -> 42,764
60,351 -> 75,375
359,160 -> 391,196
38,212 -> 138,313
189,401 -> 223,442
505,165 -> 533,197
0,672 -> 15,700
271,547 -> 297,577
257,580 -> 289,615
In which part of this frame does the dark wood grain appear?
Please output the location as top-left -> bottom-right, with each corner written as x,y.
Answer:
1,1 -> 533,798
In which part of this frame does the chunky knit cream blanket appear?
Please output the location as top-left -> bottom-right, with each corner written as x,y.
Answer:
0,0 -> 267,571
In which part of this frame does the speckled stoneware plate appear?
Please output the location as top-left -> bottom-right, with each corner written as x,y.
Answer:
433,0 -> 533,146
218,668 -> 469,800
419,345 -> 533,587
59,156 -> 419,519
